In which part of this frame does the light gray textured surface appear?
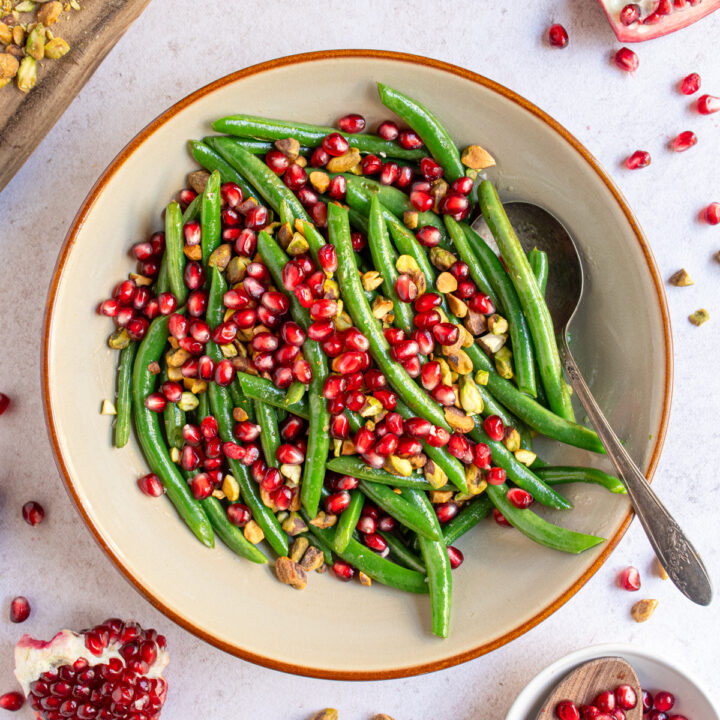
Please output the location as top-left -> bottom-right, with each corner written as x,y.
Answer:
1,1 -> 719,718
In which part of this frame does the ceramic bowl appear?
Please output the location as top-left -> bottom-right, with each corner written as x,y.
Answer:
506,643 -> 718,719
43,51 -> 672,679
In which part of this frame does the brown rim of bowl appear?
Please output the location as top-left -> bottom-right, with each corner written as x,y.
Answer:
42,49 -> 674,681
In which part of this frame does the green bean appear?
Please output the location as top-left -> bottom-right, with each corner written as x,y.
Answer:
279,198 -> 294,227
132,316 -> 214,547
333,490 -> 364,554
367,195 -> 415,333
182,194 -> 201,223
468,422 -> 571,510
528,247 -> 548,297
237,372 -> 309,419
164,201 -> 187,305
208,137 -> 310,222
326,456 -> 450,491
328,203 -> 451,433
200,170 -> 221,267
443,216 -> 500,309
114,342 -> 137,448
213,114 -> 427,161
486,484 -> 604,554
478,181 -> 574,421
155,255 -> 170,295
535,466 -> 626,494
210,136 -> 312,156
254,399 -> 280,468
401,488 -> 451,637
377,83 -> 464,182
188,140 -> 259,203
302,518 -> 428,594
379,531 -> 426,574
348,205 -> 369,235
196,389 -> 210,422
162,371 -> 185,449
442,495 -> 493,546
393,400 -> 468,493
300,220 -> 326,266
203,496 -> 268,564
229,379 -> 255,421
359,480 -> 441,541
455,219 -> 537,397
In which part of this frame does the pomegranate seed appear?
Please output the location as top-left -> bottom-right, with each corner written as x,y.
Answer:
115,278 -> 136,304
653,693 -> 674,712
186,289 -> 207,317
420,157 -> 444,181
373,433 -> 398,457
379,161 -> 400,186
190,473 -> 213,500
325,491 -> 351,515
435,502 -> 459,524
396,274 -> 418,303
449,261 -> 469,282
548,23 -> 569,48
181,445 -> 200,471
451,176 -> 474,196
243,276 -> 266,300
323,132 -> 349,157
468,293 -> 495,314
329,413 -> 349,438
0,692 -> 24,711
697,94 -> 720,114
657,0 -> 673,13
233,308 -> 257,328
398,129 -> 423,150
332,561 -> 355,581
259,466 -> 281,492
483,415 -> 504,441
336,113 -> 365,134
418,361 -> 440,391
328,175 -> 347,200
356,515 -> 376,534
10,596 -> 30,623
625,150 -> 651,170
137,473 -> 164,497
246,261 -> 270,281
363,532 -> 388,555
409,190 -> 433,212
486,467 -> 506,485
221,182 -> 243,208
322,376 -> 346,402
234,420 -> 261,442
144,393 -> 166,412
316,244 -> 338,274
307,146 -> 328,167
179,188 -> 197,207
404,417 -> 431,439
332,351 -> 366,375
614,47 -> 639,72
350,232 -> 366,252
642,691 -> 653,713
680,72 -> 700,95
430,384 -> 454,406
0,392 -> 10,416
221,207 -> 241,227
265,149 -> 290,175
618,1 -> 640,24
412,227 -> 440,250
414,293 -> 441,313
354,427 -> 375,455
671,130 -> 697,152
373,389 -> 397,410
361,154 -> 382,175
282,261 -> 304,291
276,443 -> 304,465
432,322 -> 459,346
234,228 -> 258,256
126,317 -> 149,341
362,369 -> 385,391
556,701 -> 580,720
412,329 -> 434,355
493,508 -> 511,526
310,299 -> 338,320
227,503 -> 251,527
341,327 -> 368,353
448,433 -> 470,461
183,220 -> 201,247
703,202 -> 720,224
376,120 -> 399,140
99,298 -> 120,317
322,334 -> 344,358
619,565 -> 641,591
580,706 -> 602,720
160,381 -> 183,403
342,389 -> 364,412
426,426 -> 450,447
310,202 -> 328,227
507,488 -> 533,508
472,442 -> 491,469
595,692 -> 616,713
283,164 -> 308,193
615,686 -> 637,710
262,291 -> 290,315
214,359 -> 235,386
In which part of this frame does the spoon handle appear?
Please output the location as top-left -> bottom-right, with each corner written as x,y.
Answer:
561,336 -> 713,606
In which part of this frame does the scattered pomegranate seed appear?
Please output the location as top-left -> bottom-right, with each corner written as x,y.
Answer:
625,150 -> 651,170
614,47 -> 639,72
322,132 -> 349,157
337,113 -> 365,134
377,120 -> 399,141
10,596 -> 30,623
0,692 -> 24,711
493,509 -> 511,527
548,23 -> 569,48
580,705 -> 601,720
332,560 -> 355,581
227,503 -> 251,527
619,3 -> 640,25
703,202 -> 720,224
447,546 -> 464,569
398,129 -> 423,150
642,690 -> 653,713
0,392 -> 9,415
137,473 -> 164,498
697,94 -> 720,114
507,488 -> 533,509
619,565 -> 641,591
653,692 -> 674,712
435,502 -> 459,524
22,501 -> 44,526
680,72 -> 701,95
556,700 -> 580,720
671,130 -> 697,152
410,189 -> 433,212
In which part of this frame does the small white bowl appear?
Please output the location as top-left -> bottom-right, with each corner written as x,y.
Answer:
506,643 -> 718,720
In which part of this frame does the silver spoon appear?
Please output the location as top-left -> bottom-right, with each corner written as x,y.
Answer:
472,202 -> 713,606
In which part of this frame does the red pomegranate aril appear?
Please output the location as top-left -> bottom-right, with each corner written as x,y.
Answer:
341,390 -> 363,413
680,72 -> 700,95
212,321 -> 237,345
404,417 -> 431,439
486,467 -> 506,486
246,261 -> 270,282
446,545 -> 464,570
140,258 -> 159,277
454,280 -> 474,299
411,227 -> 440,251
115,305 -> 134,327
614,47 -> 638,72
355,515 -> 376,535
427,425 -> 450,447
412,329 -> 434,355
189,319 -> 210,343
332,560 -> 355,581
618,565 -> 642,591
448,433 -> 470,459
653,693 -> 674,712
10,596 -> 30,623
580,706 -> 601,720
181,445 -> 200,472
322,132 -> 349,157
362,532 -> 388,555
257,305 -> 281,330
159,381 -> 182,404
234,227 -> 258,257
353,427 -> 375,455
697,94 -> 720,114
392,340 -> 419,362
413,293 -> 440,313
132,240 -> 155,261
131,286 -> 150,311
440,192 -> 469,215
398,128 -> 423,150
243,276 -> 265,300
419,157 -> 444,181
323,375 -> 347,401
507,488 -> 533,509
282,164 -> 307,194
493,508 -> 511,527
556,700 -> 580,720
270,486 -> 291,511
99,298 -> 120,317
179,188 -> 197,208
376,161 -> 398,186
335,113 -> 365,134
270,366 -> 291,389
126,317 -> 149,341
377,120 -> 399,141
220,181 -> 243,208
310,299 -> 338,320
432,322 -> 460,346
233,308 -> 257,329
361,369 -> 383,391
400,355 -> 419,378
373,389 -> 397,411
186,289 -> 207,317
305,145 -> 328,168
306,269 -> 325,297
409,190 -> 433,212
0,692 -> 24,711
373,433 -> 398,457
625,150 -> 651,170
276,443 -> 304,465
265,149 -> 290,175
325,175 -> 346,202
595,692 -> 616,713
619,3 -> 640,24
702,202 -> 720,224
183,424 -> 201,447
483,415 -> 504,441
234,421 -> 261,443
435,502 -> 459,524
383,328 -> 404,347
360,154 -> 382,175
115,279 -> 136,304
245,204 -> 269,230
641,691 -> 653,713
181,221 -> 202,249
137,473 -> 164,498
332,351 -> 365,375
258,467 -> 282,492
325,491 -> 351,515
214,359 -> 235,386
395,273 -> 418,303
328,412 -> 349,438
431,384 -> 456,406
223,288 -> 249,310
322,334 -> 344,358
449,261 -> 470,282
451,177 -> 474,196
548,23 -> 569,48
614,686 -> 637,710
282,261 -> 305,291
262,291 -> 290,316
178,337 -> 203,356
144,393 -> 166,413
397,437 -> 422,458
671,130 -> 697,152
309,202 -> 327,228
221,207 -> 241,227
190,473 -> 213,500
468,293 -> 495,314
421,361 -> 442,391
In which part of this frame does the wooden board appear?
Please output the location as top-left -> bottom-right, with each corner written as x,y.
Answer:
0,0 -> 151,191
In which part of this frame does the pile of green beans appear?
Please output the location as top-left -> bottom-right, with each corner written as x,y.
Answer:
103,81 -> 624,640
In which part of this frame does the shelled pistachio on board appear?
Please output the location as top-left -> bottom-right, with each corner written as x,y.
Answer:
310,712 -> 395,720
0,0 -> 77,93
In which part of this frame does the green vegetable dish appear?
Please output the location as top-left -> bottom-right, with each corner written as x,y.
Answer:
98,82 -> 620,638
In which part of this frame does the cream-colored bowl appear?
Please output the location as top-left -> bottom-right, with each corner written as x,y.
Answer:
43,51 -> 672,679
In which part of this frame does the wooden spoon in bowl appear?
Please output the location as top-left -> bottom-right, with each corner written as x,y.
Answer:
535,657 -> 642,719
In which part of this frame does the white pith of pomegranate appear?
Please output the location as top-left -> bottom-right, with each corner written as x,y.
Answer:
14,619 -> 169,720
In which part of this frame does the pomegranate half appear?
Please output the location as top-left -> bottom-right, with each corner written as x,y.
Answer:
597,0 -> 720,42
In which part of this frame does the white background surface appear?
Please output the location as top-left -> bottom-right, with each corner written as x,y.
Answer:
1,2 -> 719,718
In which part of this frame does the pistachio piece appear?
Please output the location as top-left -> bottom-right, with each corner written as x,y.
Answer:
14,1 -> 34,13
289,536 -> 309,563
478,332 -> 507,355
429,246 -> 457,271
358,571 -> 372,586
36,0 -> 61,24
444,406 -> 474,433
502,427 -> 521,453
429,490 -> 454,504
387,454 -> 412,477
166,347 -> 191,367
371,715 -> 397,720
431,178 -> 449,213
669,268 -> 693,287
465,464 -> 487,495
371,296 -> 394,319
299,545 -> 324,572
275,556 -> 307,590
147,361 -> 161,375
107,327 -> 130,350
100,399 -> 116,415
335,310 -> 353,331
326,147 -> 361,173
183,244 -> 202,261
514,448 -> 536,466
243,519 -> 264,544
225,255 -> 250,284
208,243 -> 232,270
654,556 -> 669,581
309,170 -> 330,194
25,21 -> 44,59
177,392 -> 199,412
281,511 -> 308,537
221,474 -> 240,503
0,22 -> 12,44
396,254 -> 420,275
287,232 -> 309,256
362,270 -> 384,292
689,309 -> 709,326
276,221 -> 293,249
274,137 -> 300,161
436,271 -> 458,294
309,510 -> 337,529
461,144 -> 496,170
464,309 -> 488,336
459,375 -> 484,415
0,52 -> 19,79
166,366 -> 182,381
403,210 -> 419,229
280,463 -> 301,486
445,347 -> 473,376
631,598 -> 658,623
424,459 -> 448,489
409,452 -> 427,470
310,710 -> 338,720
11,24 -> 23,45
494,345 -> 514,379
232,406 -> 249,422
446,292 -> 468,318
488,313 -> 509,335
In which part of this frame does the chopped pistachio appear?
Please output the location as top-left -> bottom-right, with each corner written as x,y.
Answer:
358,571 -> 372,587
494,346 -> 514,379
36,0 -> 61,24
293,218 -> 305,234
243,519 -> 264,544
69,0 -> 79,9
669,268 -> 693,286
429,247 -> 457,271
0,52 -> 19,79
424,460 -> 448,489
225,255 -> 250,284
220,343 -> 237,358
129,273 -> 152,286
169,447 -> 180,464
362,270 -> 384,292
25,21 -> 44,58
208,243 -> 232,270
475,369 -> 489,386
461,144 -> 496,170
429,490 -> 454,504
274,556 -> 306,590
436,271 -> 458,294
166,347 -> 190,367
502,427 -> 521,453
403,210 -> 419,229
277,221 -> 293,249
479,332 -> 507,355
222,474 -> 240,502
514,448 -> 537,466
281,512 -> 308,537
232,406 -> 249,422
323,277 -> 339,299
326,147 -> 361,173
177,392 -> 199,412
280,463 -> 301,486
371,296 -> 394,319
654,556 -> 669,581
286,232 -> 309,256
360,396 -> 384,418
166,366 -> 182,381
465,465 -> 487,495
387,454 -> 412,476
289,536 -> 309,563
430,178 -> 448,213
631,598 -> 658,623
274,137 -> 300,160
689,309 -> 709,326
409,452 -> 427,469
444,347 -> 473,376
100,399 -> 116,415
309,170 -> 330,194
43,34 -> 67,58
459,375 -> 484,415
309,510 -> 337,529
107,327 -> 130,350
444,406 -> 474,433
183,244 -> 202,261
14,0 -> 34,12
0,21 -> 12,44
464,309 -> 488,336
437,357 -> 453,386
335,310 -> 353,331
396,254 -> 419,275
488,313 -> 509,335
147,361 -> 161,375
299,545 -> 324,572
11,24 -> 23,45
446,292 -> 468,318
187,170 -> 209,194
310,710 -> 339,720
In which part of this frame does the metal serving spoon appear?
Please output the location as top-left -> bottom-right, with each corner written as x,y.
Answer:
472,202 -> 713,606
